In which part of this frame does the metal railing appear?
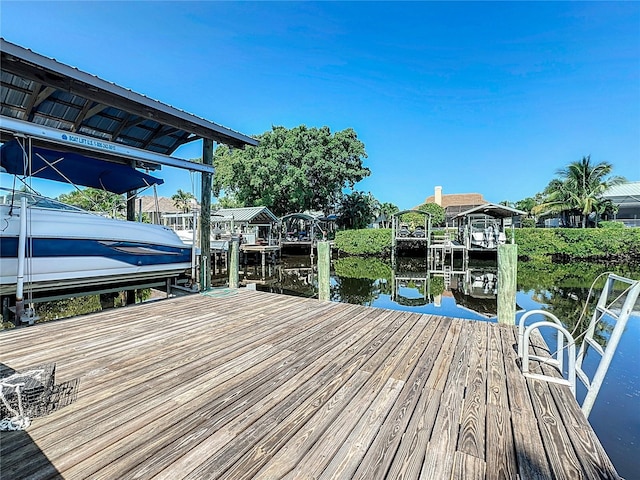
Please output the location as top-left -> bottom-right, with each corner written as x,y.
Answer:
517,273 -> 640,418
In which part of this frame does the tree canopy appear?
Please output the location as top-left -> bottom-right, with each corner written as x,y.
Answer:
58,188 -> 125,217
376,202 -> 399,228
337,191 -> 378,230
171,189 -> 196,212
533,156 -> 625,227
212,125 -> 370,217
401,203 -> 446,228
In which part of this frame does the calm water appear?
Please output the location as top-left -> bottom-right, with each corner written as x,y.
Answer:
249,255 -> 640,479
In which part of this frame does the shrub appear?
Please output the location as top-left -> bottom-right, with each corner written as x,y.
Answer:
513,228 -> 640,262
400,203 -> 445,227
598,221 -> 625,229
521,217 -> 536,228
334,228 -> 392,256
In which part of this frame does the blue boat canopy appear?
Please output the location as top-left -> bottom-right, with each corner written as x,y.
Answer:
0,140 -> 163,194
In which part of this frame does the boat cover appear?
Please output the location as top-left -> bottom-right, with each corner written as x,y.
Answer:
0,140 -> 163,194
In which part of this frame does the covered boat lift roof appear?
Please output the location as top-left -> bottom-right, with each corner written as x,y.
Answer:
453,203 -> 526,219
214,206 -> 279,225
0,38 -> 258,290
0,38 -> 257,179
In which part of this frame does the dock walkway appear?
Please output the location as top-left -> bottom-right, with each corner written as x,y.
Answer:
0,290 -> 619,479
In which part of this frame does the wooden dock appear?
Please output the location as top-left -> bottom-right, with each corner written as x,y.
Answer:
0,290 -> 620,479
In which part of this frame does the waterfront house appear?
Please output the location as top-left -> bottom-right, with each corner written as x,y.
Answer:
138,195 -> 188,226
602,181 -> 640,227
419,186 -> 489,226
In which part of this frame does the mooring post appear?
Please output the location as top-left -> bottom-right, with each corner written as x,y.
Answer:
497,243 -> 518,324
317,241 -> 330,301
229,239 -> 240,289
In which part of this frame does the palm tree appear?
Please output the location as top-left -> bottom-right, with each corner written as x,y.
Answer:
533,178 -> 577,226
559,156 -> 625,228
534,157 -> 625,228
171,189 -> 196,213
338,191 -> 378,230
379,202 -> 399,228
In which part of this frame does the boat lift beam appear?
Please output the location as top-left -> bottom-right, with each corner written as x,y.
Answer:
0,116 -> 215,175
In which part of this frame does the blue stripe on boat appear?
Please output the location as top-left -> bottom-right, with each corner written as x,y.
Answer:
0,237 -> 191,266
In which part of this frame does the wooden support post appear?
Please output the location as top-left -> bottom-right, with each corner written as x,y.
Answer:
200,138 -> 214,291
391,216 -> 396,270
497,243 -> 518,324
126,289 -> 136,305
317,241 -> 330,301
229,239 -> 240,289
126,189 -> 136,222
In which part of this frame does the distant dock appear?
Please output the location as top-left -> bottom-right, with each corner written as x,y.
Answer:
0,290 -> 620,479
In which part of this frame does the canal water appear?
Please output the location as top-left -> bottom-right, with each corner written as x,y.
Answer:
248,254 -> 640,479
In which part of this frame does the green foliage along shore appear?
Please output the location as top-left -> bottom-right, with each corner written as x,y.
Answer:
334,229 -> 392,257
335,227 -> 640,263
508,227 -> 640,263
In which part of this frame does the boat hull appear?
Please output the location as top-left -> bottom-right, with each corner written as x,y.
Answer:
0,200 -> 192,296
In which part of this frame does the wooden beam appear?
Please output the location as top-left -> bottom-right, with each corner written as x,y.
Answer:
71,99 -> 94,132
110,114 -> 144,142
32,85 -> 56,108
317,241 -> 331,301
142,125 -> 180,150
73,102 -> 108,130
199,138 -> 214,291
1,57 -> 256,148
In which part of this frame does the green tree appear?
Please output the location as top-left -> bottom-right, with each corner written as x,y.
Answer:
560,156 -> 625,228
337,191 -> 378,230
214,194 -> 244,209
533,178 -> 575,226
401,203 -> 445,228
171,189 -> 196,213
212,125 -> 369,216
58,188 -> 125,217
535,156 -> 625,228
378,202 -> 399,228
515,197 -> 537,216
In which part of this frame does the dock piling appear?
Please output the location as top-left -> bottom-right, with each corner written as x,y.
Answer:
317,241 -> 330,301
497,243 -> 518,324
229,239 -> 240,289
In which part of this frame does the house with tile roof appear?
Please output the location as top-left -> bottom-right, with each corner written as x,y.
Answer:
417,186 -> 489,226
138,195 -> 188,226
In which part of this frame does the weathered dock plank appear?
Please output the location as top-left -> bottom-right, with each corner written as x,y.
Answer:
0,289 -> 621,480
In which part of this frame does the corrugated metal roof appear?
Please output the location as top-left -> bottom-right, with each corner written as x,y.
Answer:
603,181 -> 640,198
453,203 -> 526,219
0,38 -> 258,155
213,206 -> 278,224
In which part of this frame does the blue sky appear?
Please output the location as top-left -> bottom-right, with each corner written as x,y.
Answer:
1,1 -> 639,209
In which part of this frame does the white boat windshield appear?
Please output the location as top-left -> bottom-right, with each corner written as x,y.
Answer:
0,188 -> 89,213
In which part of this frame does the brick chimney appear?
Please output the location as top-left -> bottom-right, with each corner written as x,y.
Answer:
435,186 -> 442,206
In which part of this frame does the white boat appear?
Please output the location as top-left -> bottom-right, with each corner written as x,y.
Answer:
0,188 -> 193,295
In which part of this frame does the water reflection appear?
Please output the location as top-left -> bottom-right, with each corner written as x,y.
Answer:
254,255 -> 507,321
